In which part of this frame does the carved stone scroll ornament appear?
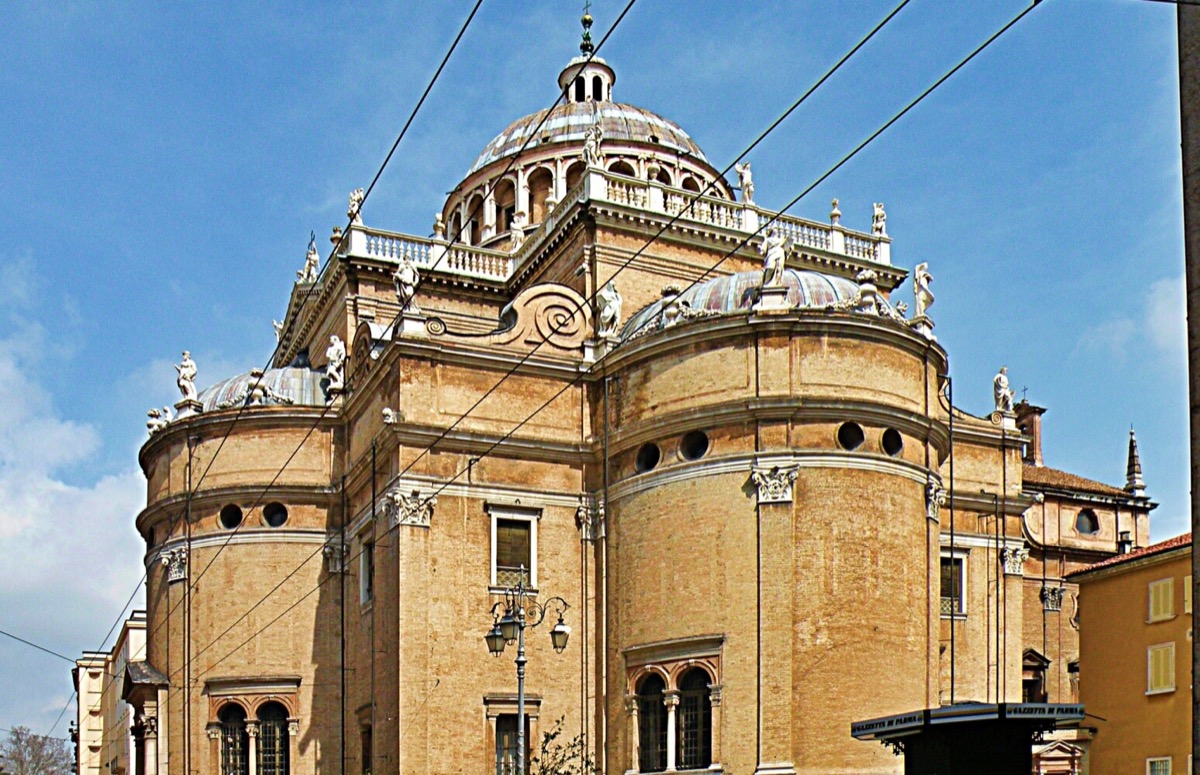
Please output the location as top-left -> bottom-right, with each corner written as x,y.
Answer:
161,548 -> 188,583
385,487 -> 437,528
487,283 -> 592,351
751,465 -> 799,504
575,496 -> 605,541
1001,546 -> 1029,576
141,716 -> 158,737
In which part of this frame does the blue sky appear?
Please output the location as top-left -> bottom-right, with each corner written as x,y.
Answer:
0,0 -> 1186,736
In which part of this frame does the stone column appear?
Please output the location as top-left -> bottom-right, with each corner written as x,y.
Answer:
141,717 -> 158,775
624,695 -> 639,774
709,684 -> 723,767
516,168 -> 530,217
246,722 -> 260,775
664,691 -> 680,772
483,189 -> 497,240
206,725 -> 221,775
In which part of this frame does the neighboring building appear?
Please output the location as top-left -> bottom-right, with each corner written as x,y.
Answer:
73,612 -> 155,775
1069,534 -> 1192,774
77,14 -> 1157,775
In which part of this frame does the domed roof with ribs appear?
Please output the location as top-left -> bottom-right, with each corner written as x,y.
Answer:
467,100 -> 709,176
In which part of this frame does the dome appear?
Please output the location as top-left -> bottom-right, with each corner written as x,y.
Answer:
467,100 -> 709,176
198,366 -> 327,412
622,269 -> 863,340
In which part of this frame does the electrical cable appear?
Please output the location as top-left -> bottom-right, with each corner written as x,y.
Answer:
71,1 -> 488,748
0,629 -> 77,664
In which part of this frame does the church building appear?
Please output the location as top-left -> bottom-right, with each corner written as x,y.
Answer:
75,14 -> 1154,775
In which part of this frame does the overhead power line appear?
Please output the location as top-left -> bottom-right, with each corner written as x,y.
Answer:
0,629 -> 76,664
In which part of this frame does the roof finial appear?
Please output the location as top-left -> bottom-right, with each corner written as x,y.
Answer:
580,1 -> 594,55
1125,426 -> 1146,497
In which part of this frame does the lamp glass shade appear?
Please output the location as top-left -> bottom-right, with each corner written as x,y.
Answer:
485,626 -> 506,656
499,613 -> 520,644
550,619 -> 571,653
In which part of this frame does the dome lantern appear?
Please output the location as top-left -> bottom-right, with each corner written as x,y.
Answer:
558,6 -> 614,104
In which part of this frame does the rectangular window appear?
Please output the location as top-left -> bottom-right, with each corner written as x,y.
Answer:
1149,578 -> 1175,622
1186,575 -> 1193,615
494,715 -> 530,775
488,505 -> 539,589
361,725 -> 372,774
1147,642 -> 1176,694
1148,757 -> 1172,775
361,540 -> 375,605
940,555 -> 966,616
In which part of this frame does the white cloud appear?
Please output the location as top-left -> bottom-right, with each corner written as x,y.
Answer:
1077,274 -> 1186,363
0,258 -> 146,731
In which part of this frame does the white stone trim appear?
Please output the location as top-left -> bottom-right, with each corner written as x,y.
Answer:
487,503 -> 541,589
939,533 -> 1026,551
145,530 -> 327,568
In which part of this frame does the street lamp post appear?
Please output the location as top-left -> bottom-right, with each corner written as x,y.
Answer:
485,567 -> 570,775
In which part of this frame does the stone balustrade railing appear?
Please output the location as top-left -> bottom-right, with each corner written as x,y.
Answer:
343,169 -> 891,285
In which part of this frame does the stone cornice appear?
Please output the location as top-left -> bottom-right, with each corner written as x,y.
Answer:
138,406 -> 337,472
145,529 -> 330,568
593,308 -> 947,378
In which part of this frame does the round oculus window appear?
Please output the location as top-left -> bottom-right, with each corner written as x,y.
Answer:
263,502 -> 288,528
837,422 -> 865,451
635,443 -> 661,473
219,504 -> 243,530
679,430 -> 710,461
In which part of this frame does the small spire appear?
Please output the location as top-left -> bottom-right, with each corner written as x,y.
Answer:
580,1 -> 594,55
1125,426 -> 1146,497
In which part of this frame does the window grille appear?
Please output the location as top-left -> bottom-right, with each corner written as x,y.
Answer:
257,703 -> 289,775
637,675 -> 667,773
1148,757 -> 1173,775
496,520 -> 531,587
218,706 -> 249,775
940,556 -> 964,615
676,670 -> 712,770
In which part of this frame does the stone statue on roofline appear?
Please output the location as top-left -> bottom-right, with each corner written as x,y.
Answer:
297,233 -> 320,283
325,335 -> 347,394
393,255 -> 420,313
175,351 -> 198,401
348,188 -> 365,225
735,161 -> 754,204
994,366 -> 1015,414
583,123 -> 604,168
759,227 -> 790,289
913,262 -> 934,318
872,202 -> 887,237
596,281 -> 622,339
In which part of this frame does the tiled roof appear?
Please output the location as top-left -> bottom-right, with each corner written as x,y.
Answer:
1068,532 -> 1191,576
1022,464 -> 1128,497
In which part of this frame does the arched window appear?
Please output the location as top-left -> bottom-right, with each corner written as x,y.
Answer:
636,674 -> 667,773
528,168 -> 554,224
677,669 -> 712,769
681,176 -> 701,193
494,178 -> 517,233
565,161 -> 586,193
574,76 -> 585,103
593,75 -> 604,101
257,702 -> 290,775
465,193 -> 484,246
653,166 -> 672,186
1075,508 -> 1099,535
218,704 -> 249,775
609,160 -> 636,177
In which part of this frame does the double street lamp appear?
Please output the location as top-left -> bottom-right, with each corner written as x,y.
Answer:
484,567 -> 570,775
